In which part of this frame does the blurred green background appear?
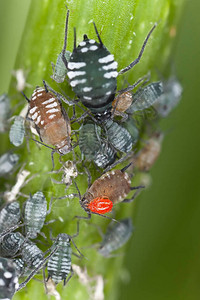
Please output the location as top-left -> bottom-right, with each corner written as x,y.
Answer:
0,0 -> 200,299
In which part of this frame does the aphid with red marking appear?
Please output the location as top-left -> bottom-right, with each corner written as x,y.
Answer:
73,163 -> 144,219
26,81 -> 72,161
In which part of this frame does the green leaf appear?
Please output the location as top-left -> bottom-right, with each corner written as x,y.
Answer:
0,0 -> 185,299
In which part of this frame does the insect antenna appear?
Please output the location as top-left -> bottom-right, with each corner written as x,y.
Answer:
93,22 -> 103,46
43,80 -> 48,93
73,27 -> 77,51
21,91 -> 30,103
62,9 -> 70,68
120,162 -> 132,173
119,23 -> 157,75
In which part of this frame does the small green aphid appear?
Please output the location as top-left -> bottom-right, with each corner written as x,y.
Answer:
51,51 -> 71,83
0,152 -> 19,177
98,218 -> 134,257
0,202 -> 21,234
24,191 -> 49,239
79,118 -> 116,168
9,116 -> 25,147
154,76 -> 182,117
0,93 -> 10,132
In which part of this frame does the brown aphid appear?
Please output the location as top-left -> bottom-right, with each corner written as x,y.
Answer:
135,132 -> 163,171
81,168 -> 132,216
28,85 -> 71,155
112,92 -> 133,115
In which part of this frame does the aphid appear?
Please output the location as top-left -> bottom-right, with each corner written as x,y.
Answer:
21,240 -> 44,270
0,232 -> 25,258
79,118 -> 116,168
98,218 -> 134,257
9,116 -> 25,147
0,258 -> 19,300
77,164 -> 143,218
13,258 -> 25,277
104,119 -> 132,153
0,93 -> 10,132
134,132 -> 163,171
154,76 -> 182,117
24,191 -> 48,239
0,152 -> 19,177
126,81 -> 163,114
62,10 -> 157,122
0,202 -> 21,234
26,82 -> 72,162
47,233 -> 73,285
112,91 -> 133,117
51,51 -> 71,83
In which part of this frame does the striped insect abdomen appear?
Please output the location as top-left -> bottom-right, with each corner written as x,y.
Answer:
29,87 -> 71,154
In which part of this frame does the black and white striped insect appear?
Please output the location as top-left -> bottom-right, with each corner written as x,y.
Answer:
51,51 -> 71,83
47,223 -> 81,286
47,233 -> 73,285
79,118 -> 116,168
13,258 -> 25,277
24,191 -> 50,239
0,152 -> 19,177
21,240 -> 44,271
0,258 -> 19,300
154,76 -> 182,117
98,218 -> 134,257
0,232 -> 25,258
0,93 -> 10,133
62,10 -> 157,123
9,116 -> 25,147
104,119 -> 133,153
0,202 -> 21,234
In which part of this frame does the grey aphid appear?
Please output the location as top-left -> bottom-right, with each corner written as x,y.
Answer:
79,119 -> 116,168
47,233 -> 72,285
104,119 -> 132,153
24,191 -> 47,239
94,141 -> 116,168
0,152 -> 19,177
0,232 -> 25,257
0,201 -> 21,234
98,218 -> 134,257
9,116 -> 25,147
154,76 -> 182,117
13,258 -> 26,277
0,257 -> 19,299
126,81 -> 163,113
21,240 -> 44,270
51,51 -> 71,83
0,93 -> 10,132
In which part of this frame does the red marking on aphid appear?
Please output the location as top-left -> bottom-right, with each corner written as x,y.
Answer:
88,197 -> 113,214
81,169 -> 131,215
28,87 -> 71,154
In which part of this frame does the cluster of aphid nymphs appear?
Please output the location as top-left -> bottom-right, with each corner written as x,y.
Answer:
0,7 -> 183,299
